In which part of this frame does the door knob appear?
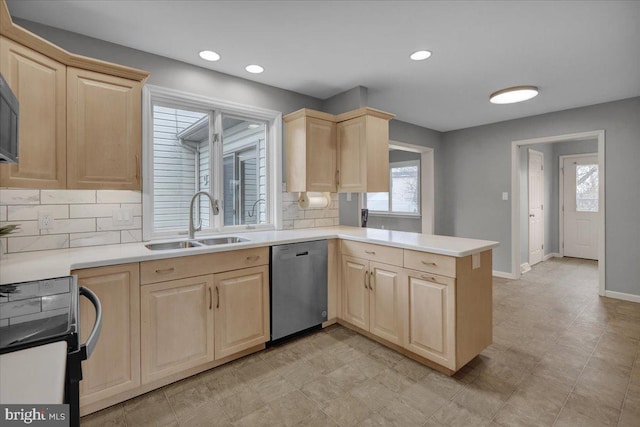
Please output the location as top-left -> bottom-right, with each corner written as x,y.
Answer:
529,214 -> 535,217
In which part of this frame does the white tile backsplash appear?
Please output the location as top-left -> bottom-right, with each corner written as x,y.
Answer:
0,220 -> 39,237
1,189 -> 142,254
97,190 -> 142,204
69,203 -> 120,218
7,234 -> 70,253
1,188 -> 336,254
70,231 -> 120,248
7,205 -> 69,221
40,218 -> 96,235
96,216 -> 142,231
41,190 -> 96,204
0,189 -> 40,205
121,229 -> 142,243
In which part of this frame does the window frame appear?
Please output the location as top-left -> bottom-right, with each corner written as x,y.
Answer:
363,159 -> 421,216
142,85 -> 282,241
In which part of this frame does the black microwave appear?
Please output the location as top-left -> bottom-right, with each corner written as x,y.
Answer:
0,72 -> 19,163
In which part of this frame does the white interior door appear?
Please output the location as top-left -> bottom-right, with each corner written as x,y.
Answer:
563,155 -> 599,260
528,149 -> 544,266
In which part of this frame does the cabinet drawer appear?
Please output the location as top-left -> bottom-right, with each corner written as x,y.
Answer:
405,269 -> 456,288
340,240 -> 403,266
141,247 -> 269,284
404,250 -> 456,278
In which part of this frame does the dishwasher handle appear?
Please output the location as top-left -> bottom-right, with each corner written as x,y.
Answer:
79,286 -> 102,360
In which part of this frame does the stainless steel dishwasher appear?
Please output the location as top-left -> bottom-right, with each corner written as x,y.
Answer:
270,240 -> 328,341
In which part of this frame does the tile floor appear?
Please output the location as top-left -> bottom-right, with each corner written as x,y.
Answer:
82,258 -> 640,426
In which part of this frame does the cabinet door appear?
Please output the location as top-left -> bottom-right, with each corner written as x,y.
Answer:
66,67 -> 141,190
404,272 -> 455,369
369,262 -> 403,346
337,117 -> 366,192
0,37 -> 66,188
141,276 -> 214,383
341,255 -> 369,330
74,264 -> 140,408
306,117 -> 336,192
214,265 -> 269,359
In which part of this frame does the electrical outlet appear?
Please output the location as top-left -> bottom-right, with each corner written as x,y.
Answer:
112,208 -> 134,226
38,211 -> 55,230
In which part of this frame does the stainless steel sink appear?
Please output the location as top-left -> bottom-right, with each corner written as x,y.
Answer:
145,236 -> 249,250
195,237 -> 250,245
145,240 -> 203,250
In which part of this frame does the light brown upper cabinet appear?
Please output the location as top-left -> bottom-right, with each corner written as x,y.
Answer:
67,68 -> 142,189
283,107 -> 394,193
284,109 -> 337,192
336,108 -> 395,193
0,1 -> 149,189
0,36 -> 66,188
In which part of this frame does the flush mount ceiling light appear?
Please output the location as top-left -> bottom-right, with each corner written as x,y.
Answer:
198,50 -> 220,61
489,86 -> 539,104
248,123 -> 261,129
410,50 -> 432,61
245,64 -> 264,74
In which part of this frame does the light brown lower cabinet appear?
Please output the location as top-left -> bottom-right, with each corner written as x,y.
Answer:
140,275 -> 214,384
339,241 -> 492,375
341,255 -> 404,346
404,271 -> 456,370
214,265 -> 270,359
73,264 -> 140,408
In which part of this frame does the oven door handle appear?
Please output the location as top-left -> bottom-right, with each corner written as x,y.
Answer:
79,286 -> 102,360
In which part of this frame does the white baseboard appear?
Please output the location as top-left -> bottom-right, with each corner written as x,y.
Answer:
604,290 -> 640,303
520,263 -> 531,274
543,252 -> 562,261
493,270 -> 517,279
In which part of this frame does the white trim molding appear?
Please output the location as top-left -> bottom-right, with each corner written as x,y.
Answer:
543,252 -> 562,261
520,263 -> 532,274
511,130 -> 605,296
605,291 -> 640,304
493,270 -> 517,279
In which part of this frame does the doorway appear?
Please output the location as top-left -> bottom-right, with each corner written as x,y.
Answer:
511,130 -> 605,296
560,154 -> 599,260
528,149 -> 544,266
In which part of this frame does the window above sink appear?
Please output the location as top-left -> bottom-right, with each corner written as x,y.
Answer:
142,85 -> 283,240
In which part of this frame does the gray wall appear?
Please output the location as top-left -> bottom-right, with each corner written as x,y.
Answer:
322,86 -> 368,115
519,139 -> 598,264
442,97 -> 640,296
15,18 -> 323,116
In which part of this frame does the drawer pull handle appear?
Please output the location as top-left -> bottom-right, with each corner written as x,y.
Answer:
208,287 -> 212,310
421,261 -> 437,266
246,255 -> 260,262
215,286 -> 220,309
365,250 -> 376,255
421,275 -> 437,282
155,267 -> 175,274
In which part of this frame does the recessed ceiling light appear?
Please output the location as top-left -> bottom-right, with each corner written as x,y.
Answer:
490,86 -> 539,104
245,64 -> 264,74
199,50 -> 220,61
410,50 -> 432,61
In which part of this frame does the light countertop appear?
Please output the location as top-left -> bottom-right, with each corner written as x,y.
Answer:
0,226 -> 498,285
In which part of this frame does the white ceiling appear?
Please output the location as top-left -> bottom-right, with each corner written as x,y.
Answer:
7,0 -> 640,131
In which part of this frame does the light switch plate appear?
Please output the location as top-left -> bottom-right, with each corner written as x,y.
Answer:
502,192 -> 509,201
112,208 -> 134,226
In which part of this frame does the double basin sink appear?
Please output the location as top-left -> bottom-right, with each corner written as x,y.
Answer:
145,236 -> 249,251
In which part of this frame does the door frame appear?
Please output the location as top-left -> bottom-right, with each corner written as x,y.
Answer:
510,130 -> 605,296
360,140 -> 434,233
527,148 -> 544,267
558,152 -> 599,258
